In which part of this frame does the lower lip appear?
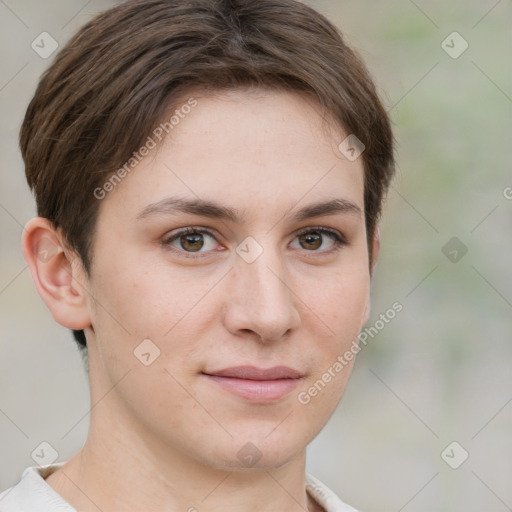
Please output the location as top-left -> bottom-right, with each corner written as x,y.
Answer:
205,375 -> 301,402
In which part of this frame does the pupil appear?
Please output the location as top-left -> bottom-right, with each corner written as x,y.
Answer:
182,233 -> 203,252
302,232 -> 321,250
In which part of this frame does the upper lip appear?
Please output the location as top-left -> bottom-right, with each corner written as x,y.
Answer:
203,366 -> 303,380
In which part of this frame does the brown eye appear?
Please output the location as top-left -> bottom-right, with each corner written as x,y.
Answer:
298,231 -> 322,250
163,228 -> 218,256
292,227 -> 346,253
179,232 -> 204,252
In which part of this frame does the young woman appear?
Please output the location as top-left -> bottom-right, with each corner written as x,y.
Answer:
0,1 -> 394,510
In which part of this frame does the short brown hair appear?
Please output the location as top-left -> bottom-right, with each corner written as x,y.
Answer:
20,0 -> 395,353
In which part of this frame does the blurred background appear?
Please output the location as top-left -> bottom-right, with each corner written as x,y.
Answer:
0,1 -> 511,510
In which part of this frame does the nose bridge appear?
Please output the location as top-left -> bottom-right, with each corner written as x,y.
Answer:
228,238 -> 300,340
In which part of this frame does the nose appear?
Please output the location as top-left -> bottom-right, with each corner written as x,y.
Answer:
222,246 -> 302,343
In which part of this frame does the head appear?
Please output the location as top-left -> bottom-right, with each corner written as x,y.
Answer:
21,0 -> 394,470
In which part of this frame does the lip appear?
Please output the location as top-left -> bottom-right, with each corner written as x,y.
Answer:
203,366 -> 303,403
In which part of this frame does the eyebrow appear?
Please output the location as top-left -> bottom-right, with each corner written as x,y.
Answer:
136,196 -> 362,223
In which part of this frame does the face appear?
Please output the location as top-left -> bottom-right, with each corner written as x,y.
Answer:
82,88 -> 371,470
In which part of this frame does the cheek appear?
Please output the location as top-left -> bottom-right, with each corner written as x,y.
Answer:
298,270 -> 368,423
89,251 -> 183,335
310,267 -> 370,343
87,251 -> 223,375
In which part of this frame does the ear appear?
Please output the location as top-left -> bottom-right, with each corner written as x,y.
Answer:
21,217 -> 91,330
370,227 -> 380,277
362,228 -> 381,325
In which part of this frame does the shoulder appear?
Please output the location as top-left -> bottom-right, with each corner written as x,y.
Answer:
1,465 -> 359,512
0,463 -> 76,512
306,473 -> 360,512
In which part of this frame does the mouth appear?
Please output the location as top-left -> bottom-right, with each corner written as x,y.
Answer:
202,366 -> 304,403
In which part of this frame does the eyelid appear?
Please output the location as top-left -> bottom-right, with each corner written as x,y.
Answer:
161,226 -> 220,258
161,225 -> 347,258
291,226 -> 347,256
294,225 -> 347,244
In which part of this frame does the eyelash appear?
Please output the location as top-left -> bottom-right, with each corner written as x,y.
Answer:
161,226 -> 347,259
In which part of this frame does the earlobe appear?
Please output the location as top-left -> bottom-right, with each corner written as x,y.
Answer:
21,217 -> 91,330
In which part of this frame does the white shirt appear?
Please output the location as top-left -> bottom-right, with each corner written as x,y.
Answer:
0,462 -> 358,512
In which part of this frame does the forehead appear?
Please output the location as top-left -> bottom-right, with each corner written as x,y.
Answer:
99,88 -> 365,222
167,87 -> 345,160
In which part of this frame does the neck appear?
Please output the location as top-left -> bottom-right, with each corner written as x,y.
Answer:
46,403 -> 319,512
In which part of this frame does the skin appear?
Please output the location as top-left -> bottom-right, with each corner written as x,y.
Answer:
22,88 -> 378,512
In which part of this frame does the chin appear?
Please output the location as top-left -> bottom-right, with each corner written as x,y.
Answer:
197,432 -> 309,472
